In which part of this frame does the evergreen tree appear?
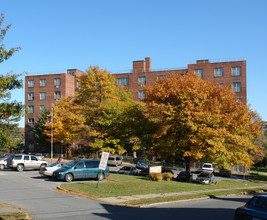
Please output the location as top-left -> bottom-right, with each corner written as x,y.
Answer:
32,108 -> 50,152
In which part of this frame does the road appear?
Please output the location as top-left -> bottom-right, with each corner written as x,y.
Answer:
0,168 -> 254,220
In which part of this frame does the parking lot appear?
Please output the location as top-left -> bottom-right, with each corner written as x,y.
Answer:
0,162 -> 249,187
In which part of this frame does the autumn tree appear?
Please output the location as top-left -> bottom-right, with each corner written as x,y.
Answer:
75,66 -> 142,155
44,97 -> 86,156
145,72 -> 263,181
0,13 -> 24,152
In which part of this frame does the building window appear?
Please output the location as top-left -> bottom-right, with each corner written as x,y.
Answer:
54,78 -> 61,88
28,144 -> 34,152
214,68 -> 223,77
28,93 -> 34,101
40,105 -> 45,113
28,80 -> 34,88
138,90 -> 145,100
28,118 -> 34,127
28,105 -> 34,114
232,67 -> 241,76
232,82 -> 241,92
28,131 -> 34,140
77,81 -> 81,89
40,92 -> 46,100
54,91 -> 61,100
194,69 -> 203,79
138,77 -> 146,86
218,83 -> 224,87
116,78 -> 129,86
236,98 -> 242,102
40,79 -> 46,87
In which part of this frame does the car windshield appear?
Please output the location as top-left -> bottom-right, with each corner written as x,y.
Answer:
203,164 -> 212,168
64,161 -> 78,168
48,163 -> 58,167
246,196 -> 267,211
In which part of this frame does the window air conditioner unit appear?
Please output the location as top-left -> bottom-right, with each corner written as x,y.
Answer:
55,85 -> 60,89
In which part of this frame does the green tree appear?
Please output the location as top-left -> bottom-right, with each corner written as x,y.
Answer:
0,13 -> 24,152
32,108 -> 51,153
145,72 -> 263,181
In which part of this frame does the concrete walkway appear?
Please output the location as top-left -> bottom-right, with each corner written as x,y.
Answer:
98,185 -> 267,206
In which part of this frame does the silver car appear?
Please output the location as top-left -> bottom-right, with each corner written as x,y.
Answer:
39,162 -> 65,177
196,172 -> 217,184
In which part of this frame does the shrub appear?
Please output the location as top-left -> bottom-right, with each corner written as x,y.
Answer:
162,172 -> 174,181
149,173 -> 163,181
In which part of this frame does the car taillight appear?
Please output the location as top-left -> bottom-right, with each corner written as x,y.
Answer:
108,168 -> 110,173
43,168 -> 47,171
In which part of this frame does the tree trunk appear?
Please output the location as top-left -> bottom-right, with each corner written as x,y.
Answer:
185,156 -> 191,182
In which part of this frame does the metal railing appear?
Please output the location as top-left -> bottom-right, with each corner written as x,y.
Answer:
189,57 -> 246,64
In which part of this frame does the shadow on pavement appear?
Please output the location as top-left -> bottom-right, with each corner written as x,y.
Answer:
93,202 -> 244,220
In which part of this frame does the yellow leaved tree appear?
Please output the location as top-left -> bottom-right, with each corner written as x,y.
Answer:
44,96 -> 86,156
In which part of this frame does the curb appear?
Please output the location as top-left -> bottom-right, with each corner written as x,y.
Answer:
56,185 -> 266,208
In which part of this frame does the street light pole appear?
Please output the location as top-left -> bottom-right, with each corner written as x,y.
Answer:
51,107 -> 53,164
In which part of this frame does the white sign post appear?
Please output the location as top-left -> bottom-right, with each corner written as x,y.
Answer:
97,152 -> 109,188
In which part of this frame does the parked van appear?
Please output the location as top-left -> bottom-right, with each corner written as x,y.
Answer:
52,160 -> 109,182
107,156 -> 122,166
201,163 -> 214,173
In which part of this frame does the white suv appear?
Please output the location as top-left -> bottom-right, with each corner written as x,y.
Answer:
201,163 -> 214,173
7,154 -> 48,172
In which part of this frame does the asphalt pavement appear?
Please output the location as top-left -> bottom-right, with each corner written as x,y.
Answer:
0,164 -> 260,219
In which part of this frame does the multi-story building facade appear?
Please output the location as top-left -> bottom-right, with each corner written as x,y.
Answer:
113,57 -> 246,102
25,69 -> 84,152
25,57 -> 246,153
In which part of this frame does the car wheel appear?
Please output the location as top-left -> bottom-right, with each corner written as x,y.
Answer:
64,173 -> 73,182
17,164 -> 24,172
40,163 -> 46,169
97,172 -> 105,181
0,164 -> 4,170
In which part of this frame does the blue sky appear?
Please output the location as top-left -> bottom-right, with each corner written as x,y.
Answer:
1,0 -> 267,127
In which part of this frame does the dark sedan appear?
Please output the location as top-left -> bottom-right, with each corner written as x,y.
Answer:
176,171 -> 193,182
234,194 -> 267,220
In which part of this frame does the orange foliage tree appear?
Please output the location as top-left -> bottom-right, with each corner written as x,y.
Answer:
145,72 -> 263,181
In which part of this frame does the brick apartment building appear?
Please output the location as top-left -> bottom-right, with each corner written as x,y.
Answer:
112,57 -> 246,102
25,57 -> 246,153
25,69 -> 84,152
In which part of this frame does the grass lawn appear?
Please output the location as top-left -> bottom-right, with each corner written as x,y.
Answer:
60,174 -> 264,200
248,173 -> 267,183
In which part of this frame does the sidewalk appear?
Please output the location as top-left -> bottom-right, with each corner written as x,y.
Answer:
98,185 -> 267,207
